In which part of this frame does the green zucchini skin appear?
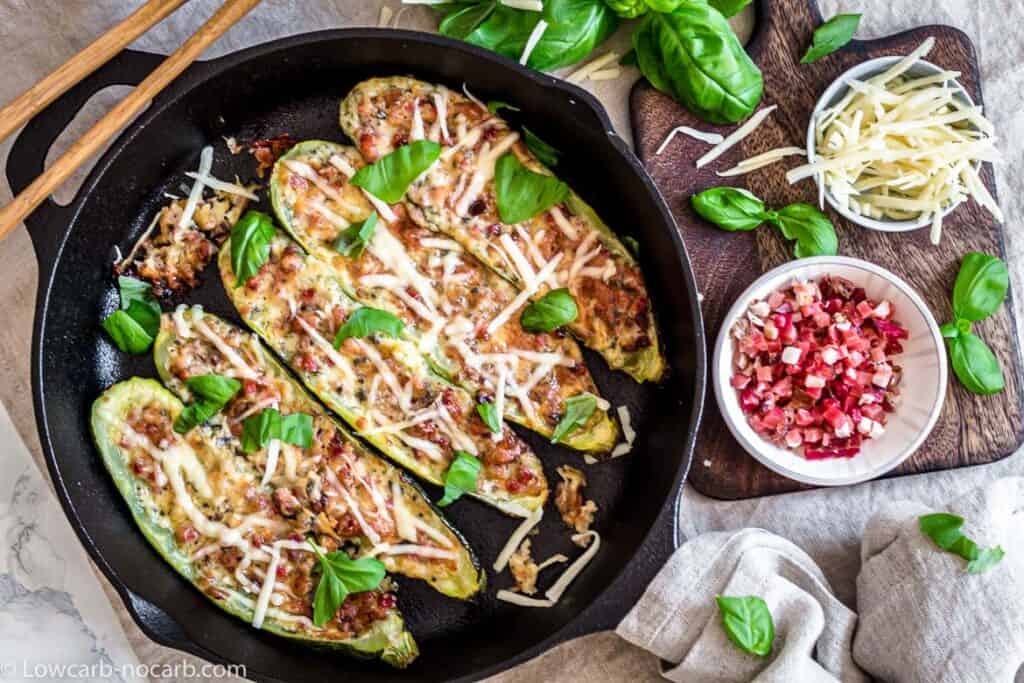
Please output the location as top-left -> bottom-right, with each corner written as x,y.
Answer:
152,311 -> 484,600
90,378 -> 418,668
269,140 -> 619,453
216,232 -> 549,518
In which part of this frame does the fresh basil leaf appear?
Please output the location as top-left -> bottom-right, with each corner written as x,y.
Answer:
173,374 -> 242,434
947,332 -> 1004,395
919,513 -> 1006,574
801,14 -> 861,64
523,127 -> 561,167
230,211 -> 276,287
437,450 -> 482,507
309,540 -> 386,627
117,276 -> 153,310
521,288 -> 578,333
334,212 -> 378,259
476,403 -> 502,434
279,412 -> 314,449
691,187 -> 768,232
439,0 -> 497,40
173,401 -> 221,435
551,394 -> 597,444
645,0 -> 685,10
350,140 -> 441,204
940,321 -> 961,339
708,0 -> 752,18
635,8 -> 763,124
494,153 -> 569,224
487,100 -> 520,115
952,252 -> 1009,322
241,408 -> 314,451
606,0 -> 647,19
458,1 -> 619,72
619,48 -> 638,65
101,310 -> 153,354
333,307 -> 405,348
123,299 -> 161,338
716,596 -> 774,657
968,546 -> 1006,574
766,203 -> 839,258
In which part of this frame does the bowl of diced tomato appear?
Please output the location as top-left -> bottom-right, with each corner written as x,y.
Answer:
713,256 -> 947,486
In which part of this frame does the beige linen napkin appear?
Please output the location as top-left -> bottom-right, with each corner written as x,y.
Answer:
854,476 -> 1024,683
617,528 -> 867,682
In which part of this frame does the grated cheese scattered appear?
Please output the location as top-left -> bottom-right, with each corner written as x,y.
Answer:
716,146 -> 806,177
656,126 -> 725,155
493,507 -> 543,572
696,106 -> 778,168
519,19 -> 549,67
496,531 -> 600,608
178,146 -> 214,230
566,51 -> 621,84
378,6 -> 393,26
184,171 -> 259,200
588,68 -> 622,82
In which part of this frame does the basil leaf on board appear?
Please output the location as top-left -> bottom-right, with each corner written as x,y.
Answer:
691,187 -> 768,232
451,1 -> 619,72
716,595 -> 774,657
309,540 -> 387,627
494,153 -> 569,224
918,513 -> 1005,574
947,332 -> 1005,395
101,311 -> 153,354
241,408 -> 314,452
438,0 -> 496,39
173,374 -> 242,434
551,394 -> 597,444
476,403 -> 502,434
952,252 -> 1009,322
801,14 -> 861,64
523,127 -> 561,167
230,211 -> 276,287
487,100 -> 520,115
520,288 -> 578,333
333,307 -> 405,348
437,450 -> 482,507
765,203 -> 839,258
334,212 -> 378,259
634,6 -> 763,124
709,0 -> 752,18
350,140 -> 441,204
606,0 -> 647,19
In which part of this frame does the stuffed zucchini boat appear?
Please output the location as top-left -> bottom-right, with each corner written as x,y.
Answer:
339,76 -> 667,383
91,378 -> 418,667
219,229 -> 548,517
153,309 -> 482,599
269,140 -> 617,454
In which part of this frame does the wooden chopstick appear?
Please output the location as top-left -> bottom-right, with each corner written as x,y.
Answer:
0,0 -> 263,242
0,0 -> 191,144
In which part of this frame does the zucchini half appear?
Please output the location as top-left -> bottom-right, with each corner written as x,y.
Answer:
339,76 -> 668,383
218,230 -> 548,517
153,310 -> 483,600
269,140 -> 617,454
91,378 -> 418,667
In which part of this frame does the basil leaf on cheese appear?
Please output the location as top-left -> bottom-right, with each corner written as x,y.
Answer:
174,374 -> 241,434
521,288 -> 578,333
716,595 -> 774,656
241,408 -> 314,452
437,450 -> 482,507
101,311 -> 153,354
350,140 -> 441,204
333,307 -> 405,348
230,211 -> 276,287
334,211 -> 378,258
494,153 -> 569,224
278,412 -> 314,448
476,402 -> 501,434
309,539 -> 387,627
551,394 -> 597,444
523,127 -> 561,167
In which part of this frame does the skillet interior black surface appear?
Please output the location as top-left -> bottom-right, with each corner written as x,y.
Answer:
8,29 -> 705,682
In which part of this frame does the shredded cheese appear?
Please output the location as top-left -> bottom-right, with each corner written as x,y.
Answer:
656,126 -> 726,155
588,68 -> 621,82
496,532 -> 601,608
493,507 -> 543,572
696,106 -> 778,168
566,51 -> 621,84
184,171 -> 259,200
716,147 -> 806,177
519,19 -> 549,67
178,146 -> 214,230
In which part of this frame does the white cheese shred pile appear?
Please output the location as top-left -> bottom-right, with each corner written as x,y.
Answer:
696,105 -> 778,169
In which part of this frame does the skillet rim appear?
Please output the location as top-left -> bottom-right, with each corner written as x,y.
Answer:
13,27 -> 706,681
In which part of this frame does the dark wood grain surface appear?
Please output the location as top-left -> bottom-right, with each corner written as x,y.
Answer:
631,0 -> 1024,499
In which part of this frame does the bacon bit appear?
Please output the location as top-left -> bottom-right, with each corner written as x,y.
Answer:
554,465 -> 597,544
249,134 -> 297,178
508,539 -> 540,595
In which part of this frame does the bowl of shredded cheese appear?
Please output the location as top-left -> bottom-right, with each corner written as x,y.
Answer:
792,38 -> 1002,244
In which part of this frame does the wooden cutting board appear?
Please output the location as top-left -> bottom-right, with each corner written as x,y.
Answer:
631,0 -> 1024,499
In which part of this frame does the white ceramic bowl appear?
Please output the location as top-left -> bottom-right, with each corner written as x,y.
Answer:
808,56 -> 978,233
713,256 -> 948,486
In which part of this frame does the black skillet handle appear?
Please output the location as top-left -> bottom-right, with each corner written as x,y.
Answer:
5,48 -> 165,277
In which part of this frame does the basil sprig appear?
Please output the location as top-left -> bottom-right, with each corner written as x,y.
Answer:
494,153 -> 569,224
231,211 -> 276,287
716,596 -> 774,656
350,140 -> 441,204
437,450 -> 482,507
551,394 -> 597,444
334,212 -> 378,259
523,127 -> 561,168
101,276 -> 162,354
919,513 -> 1006,574
476,402 -> 502,434
174,374 -> 242,434
241,408 -> 313,453
333,307 -> 405,348
691,187 -> 839,259
801,14 -> 861,64
941,253 -> 1008,395
521,288 -> 578,333
308,539 -> 387,627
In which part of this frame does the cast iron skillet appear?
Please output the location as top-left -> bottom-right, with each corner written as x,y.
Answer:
7,29 -> 705,682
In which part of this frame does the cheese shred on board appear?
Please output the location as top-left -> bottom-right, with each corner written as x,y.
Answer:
788,38 -> 1001,244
